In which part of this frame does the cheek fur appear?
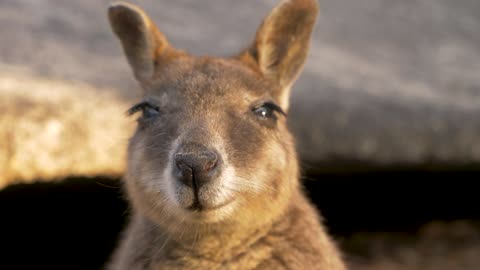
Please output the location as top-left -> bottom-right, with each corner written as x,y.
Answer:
224,112 -> 267,172
126,122 -> 180,195
222,112 -> 295,196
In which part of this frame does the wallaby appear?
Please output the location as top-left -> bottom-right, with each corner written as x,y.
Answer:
107,0 -> 346,269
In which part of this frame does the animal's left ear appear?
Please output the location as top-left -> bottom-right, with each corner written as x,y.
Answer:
240,0 -> 319,109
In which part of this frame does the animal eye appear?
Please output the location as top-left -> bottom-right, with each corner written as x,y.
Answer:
252,102 -> 286,120
143,105 -> 159,118
127,101 -> 160,119
253,105 -> 274,119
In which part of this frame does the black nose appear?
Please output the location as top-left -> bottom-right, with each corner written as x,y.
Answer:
174,143 -> 220,191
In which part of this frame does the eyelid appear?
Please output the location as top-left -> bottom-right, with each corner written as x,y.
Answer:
126,101 -> 159,116
262,101 -> 287,117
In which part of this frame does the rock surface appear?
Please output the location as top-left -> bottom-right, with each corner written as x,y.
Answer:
343,221 -> 480,270
0,70 -> 132,187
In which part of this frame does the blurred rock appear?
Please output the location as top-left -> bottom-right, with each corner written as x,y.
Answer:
1,0 -> 479,170
344,221 -> 480,270
0,69 -> 133,187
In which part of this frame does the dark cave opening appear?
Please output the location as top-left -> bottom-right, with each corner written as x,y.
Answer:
0,171 -> 479,269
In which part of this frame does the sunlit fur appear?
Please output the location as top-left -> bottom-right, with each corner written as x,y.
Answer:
108,1 -> 346,269
123,57 -> 298,228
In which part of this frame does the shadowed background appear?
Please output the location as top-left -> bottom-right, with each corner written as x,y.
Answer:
1,0 -> 480,269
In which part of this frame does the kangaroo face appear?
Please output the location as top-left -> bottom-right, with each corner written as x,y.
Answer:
109,0 -> 318,229
126,57 -> 296,225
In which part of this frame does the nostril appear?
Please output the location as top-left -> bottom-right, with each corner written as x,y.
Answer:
174,154 -> 194,188
204,159 -> 216,172
176,162 -> 193,175
174,153 -> 187,170
202,151 -> 218,172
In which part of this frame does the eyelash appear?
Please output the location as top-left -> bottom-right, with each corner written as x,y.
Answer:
252,101 -> 287,119
127,101 -> 286,121
264,102 -> 287,116
127,101 -> 159,116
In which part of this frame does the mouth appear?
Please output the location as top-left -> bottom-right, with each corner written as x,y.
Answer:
186,197 -> 235,212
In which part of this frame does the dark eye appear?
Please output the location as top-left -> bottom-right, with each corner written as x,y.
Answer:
142,105 -> 159,119
252,101 -> 286,120
253,105 -> 274,119
127,101 -> 160,120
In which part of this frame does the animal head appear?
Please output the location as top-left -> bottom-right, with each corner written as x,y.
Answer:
108,0 -> 318,231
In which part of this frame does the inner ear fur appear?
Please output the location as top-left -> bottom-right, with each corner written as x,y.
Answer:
108,2 -> 178,84
240,0 -> 319,109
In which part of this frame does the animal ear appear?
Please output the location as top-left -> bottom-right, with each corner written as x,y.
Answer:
241,0 -> 319,109
108,2 -> 177,84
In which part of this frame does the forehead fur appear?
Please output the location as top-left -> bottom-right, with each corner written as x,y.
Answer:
147,57 -> 276,101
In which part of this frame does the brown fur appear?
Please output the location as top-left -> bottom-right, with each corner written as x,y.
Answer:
108,1 -> 346,269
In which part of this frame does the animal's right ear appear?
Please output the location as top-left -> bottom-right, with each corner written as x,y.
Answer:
238,0 -> 318,110
108,2 -> 178,84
